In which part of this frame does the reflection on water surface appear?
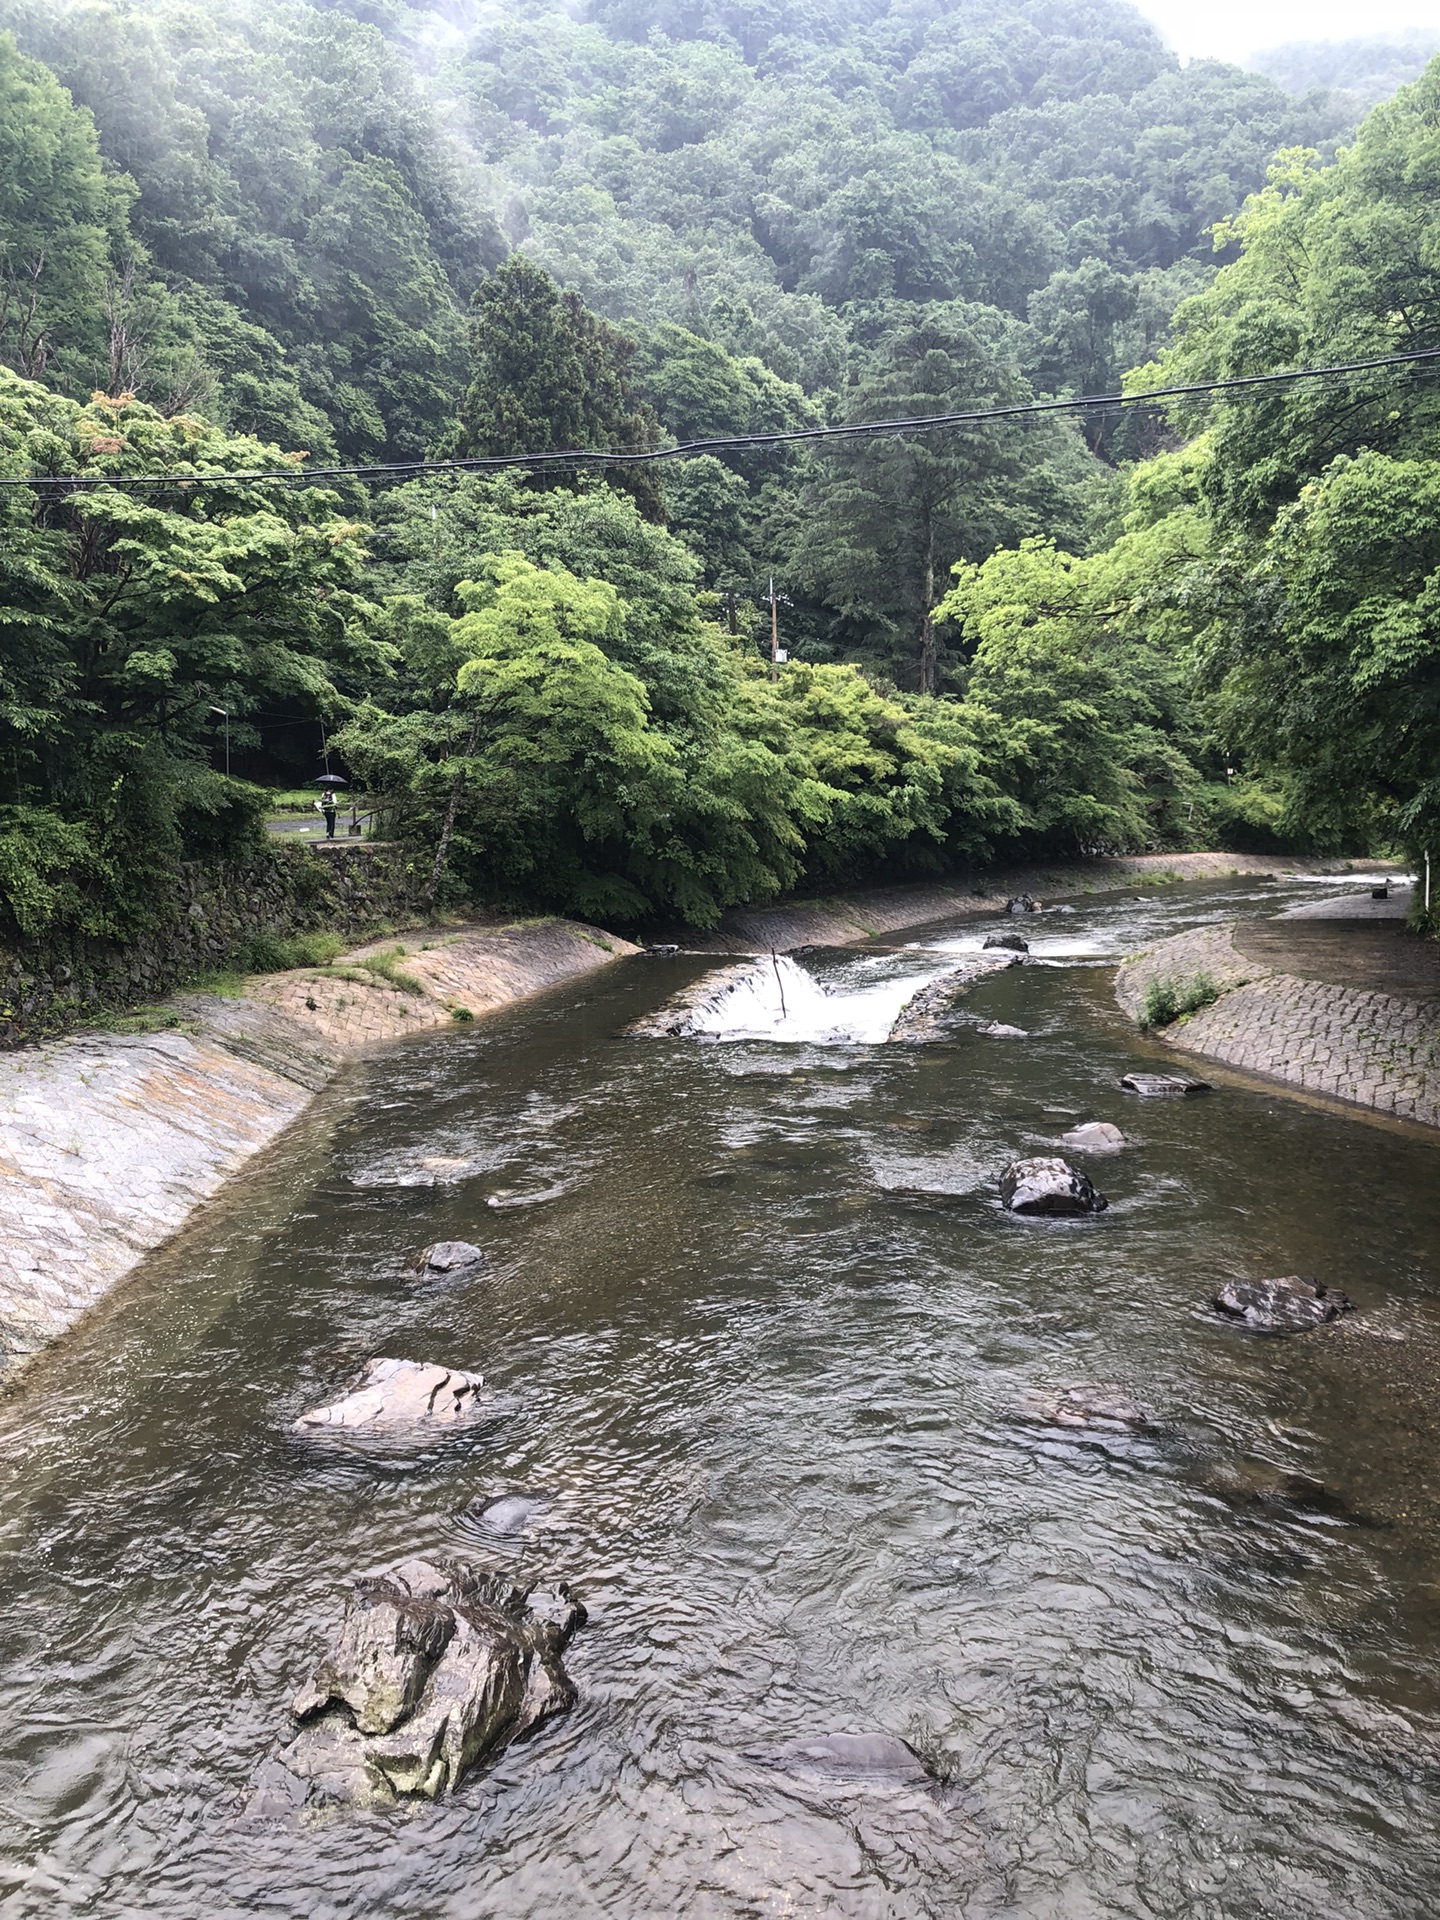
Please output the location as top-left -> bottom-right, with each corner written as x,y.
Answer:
1,874 -> 1438,1919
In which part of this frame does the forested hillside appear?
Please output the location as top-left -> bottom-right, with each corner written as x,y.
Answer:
1,0 -> 1436,950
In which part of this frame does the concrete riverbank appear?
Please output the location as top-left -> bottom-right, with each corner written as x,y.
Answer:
1115,892 -> 1440,1129
0,918 -> 638,1377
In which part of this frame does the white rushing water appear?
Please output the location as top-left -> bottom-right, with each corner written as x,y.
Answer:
682,954 -> 945,1044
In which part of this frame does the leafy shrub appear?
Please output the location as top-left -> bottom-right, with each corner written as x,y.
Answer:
1138,970 -> 1220,1030
235,929 -> 347,972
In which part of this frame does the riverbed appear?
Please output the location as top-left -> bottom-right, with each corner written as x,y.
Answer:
2,873 -> 1439,1918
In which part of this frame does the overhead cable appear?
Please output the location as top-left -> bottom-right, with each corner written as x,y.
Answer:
3,344 -> 1439,492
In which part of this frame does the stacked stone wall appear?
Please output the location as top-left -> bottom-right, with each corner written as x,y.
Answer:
0,841 -> 424,1050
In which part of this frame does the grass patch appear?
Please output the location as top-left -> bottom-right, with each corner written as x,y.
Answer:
349,945 -> 425,995
235,929 -> 348,973
1138,970 -> 1222,1030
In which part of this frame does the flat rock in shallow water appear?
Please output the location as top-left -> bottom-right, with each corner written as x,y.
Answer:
982,932 -> 1029,953
1028,1384 -> 1151,1431
1122,1072 -> 1211,1097
294,1357 -> 484,1432
278,1558 -> 585,1806
407,1240 -> 486,1274
975,1020 -> 1028,1038
746,1732 -> 932,1788
1212,1274 -> 1352,1334
999,1156 -> 1108,1216
1062,1121 -> 1127,1152
459,1492 -> 546,1535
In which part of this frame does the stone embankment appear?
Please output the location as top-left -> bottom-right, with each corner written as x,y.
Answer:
0,919 -> 637,1376
1115,913 -> 1440,1129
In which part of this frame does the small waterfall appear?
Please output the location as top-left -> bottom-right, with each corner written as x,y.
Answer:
672,955 -> 946,1044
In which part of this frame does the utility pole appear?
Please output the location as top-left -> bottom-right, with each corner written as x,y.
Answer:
769,574 -> 779,678
725,587 -> 737,636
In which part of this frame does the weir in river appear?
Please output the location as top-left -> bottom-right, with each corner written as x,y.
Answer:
0,872 -> 1437,1917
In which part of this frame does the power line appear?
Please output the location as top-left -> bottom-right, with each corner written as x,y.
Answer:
4,345 -> 1440,493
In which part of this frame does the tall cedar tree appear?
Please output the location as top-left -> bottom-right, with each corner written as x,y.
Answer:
449,257 -> 663,518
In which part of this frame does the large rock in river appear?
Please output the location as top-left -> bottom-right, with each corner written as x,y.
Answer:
294,1357 -> 485,1432
1000,1156 -> 1108,1216
983,931 -> 1029,953
273,1557 -> 585,1807
407,1240 -> 486,1275
1212,1274 -> 1353,1334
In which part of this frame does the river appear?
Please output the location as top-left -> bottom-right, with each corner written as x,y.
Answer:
2,873 -> 1439,1919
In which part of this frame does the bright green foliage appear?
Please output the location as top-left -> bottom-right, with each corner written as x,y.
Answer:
1138,970 -> 1220,1030
0,367 -> 382,937
371,471 -> 721,724
1116,63 -> 1440,858
939,537 -> 1207,854
336,552 -> 1028,925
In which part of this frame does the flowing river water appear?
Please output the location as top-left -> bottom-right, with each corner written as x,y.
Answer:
3,874 -> 1440,1919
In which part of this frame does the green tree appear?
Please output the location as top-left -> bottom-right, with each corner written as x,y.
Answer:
0,31 -> 132,391
787,302 -> 1101,691
0,366 -> 382,937
449,256 -> 661,513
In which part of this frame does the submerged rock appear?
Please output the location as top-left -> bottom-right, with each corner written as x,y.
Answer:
999,1156 -> 1108,1216
1122,1072 -> 1211,1096
458,1492 -> 547,1535
1204,1459 -> 1348,1515
975,1020 -> 1028,1038
746,1732 -> 932,1788
294,1357 -> 485,1433
1027,1384 -> 1151,1431
1061,1121 -> 1127,1153
1212,1274 -> 1353,1334
407,1240 -> 486,1275
983,932 -> 1029,953
278,1558 -> 585,1806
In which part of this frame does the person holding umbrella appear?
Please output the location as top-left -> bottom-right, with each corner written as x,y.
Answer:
313,775 -> 345,839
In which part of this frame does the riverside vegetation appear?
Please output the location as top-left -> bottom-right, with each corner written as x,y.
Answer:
2,0 -> 1439,960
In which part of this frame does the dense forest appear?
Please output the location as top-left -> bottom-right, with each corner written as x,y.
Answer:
1,0 -> 1438,942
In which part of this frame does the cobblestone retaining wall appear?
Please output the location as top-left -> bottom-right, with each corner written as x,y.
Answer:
0,841 -> 423,1050
1116,925 -> 1440,1129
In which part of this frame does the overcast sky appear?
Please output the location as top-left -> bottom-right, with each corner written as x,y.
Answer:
1136,0 -> 1440,65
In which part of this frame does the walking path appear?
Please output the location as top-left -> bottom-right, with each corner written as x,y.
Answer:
1115,897 -> 1440,1129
